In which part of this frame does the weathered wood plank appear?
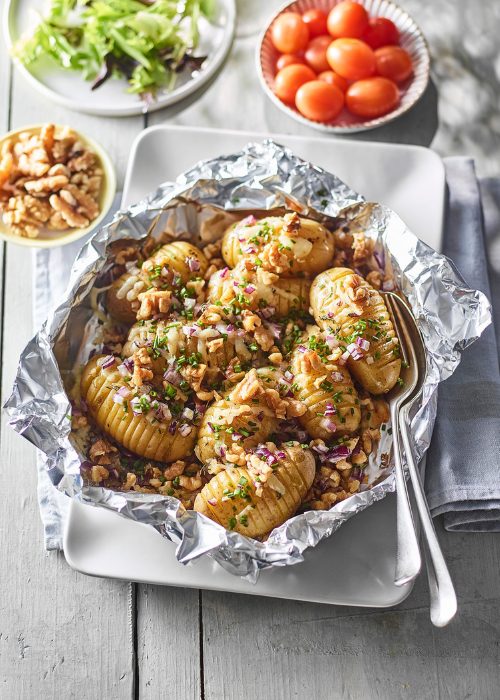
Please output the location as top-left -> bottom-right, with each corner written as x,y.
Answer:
0,245 -> 135,700
0,65 -> 145,698
136,585 -> 201,700
200,523 -> 500,700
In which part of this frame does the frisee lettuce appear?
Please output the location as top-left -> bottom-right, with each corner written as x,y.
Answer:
14,0 -> 214,100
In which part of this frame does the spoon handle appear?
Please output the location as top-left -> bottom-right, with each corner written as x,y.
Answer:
391,403 -> 422,586
400,404 -> 457,627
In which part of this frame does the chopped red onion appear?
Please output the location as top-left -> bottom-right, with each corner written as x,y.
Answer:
324,402 -> 336,416
113,393 -> 125,405
284,370 -> 294,382
117,386 -> 132,399
182,407 -> 194,421
325,335 -> 339,349
163,364 -> 182,387
239,214 -> 256,227
155,404 -> 171,422
382,279 -> 395,292
356,337 -> 370,351
231,432 -> 243,441
257,411 -> 264,421
182,325 -> 198,337
179,423 -> 193,437
347,343 -> 363,360
322,419 -> 337,432
275,451 -> 286,460
207,422 -> 215,433
244,284 -> 255,294
264,321 -> 282,339
226,323 -> 235,333
186,256 -> 200,272
123,357 -> 134,372
117,363 -> 129,377
208,498 -> 217,506
259,306 -> 275,319
168,421 -> 178,435
297,345 -> 307,353
215,443 -> 226,458
130,397 -> 142,415
312,443 -> 329,454
244,246 -> 256,254
219,266 -> 229,278
98,355 -> 115,369
331,371 -> 344,382
184,297 -> 196,310
325,444 -> 351,463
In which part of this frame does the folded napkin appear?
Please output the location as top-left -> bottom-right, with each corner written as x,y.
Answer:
32,162 -> 500,550
425,158 -> 500,531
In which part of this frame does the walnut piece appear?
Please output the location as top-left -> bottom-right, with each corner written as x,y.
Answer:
136,290 -> 172,320
0,124 -> 103,239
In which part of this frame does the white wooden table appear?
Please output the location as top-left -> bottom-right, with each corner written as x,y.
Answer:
1,2 -> 500,699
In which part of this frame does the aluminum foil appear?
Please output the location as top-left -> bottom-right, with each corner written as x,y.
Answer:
5,140 -> 491,582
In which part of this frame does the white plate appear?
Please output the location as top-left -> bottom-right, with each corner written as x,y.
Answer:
4,0 -> 236,117
257,0 -> 430,134
64,125 -> 445,606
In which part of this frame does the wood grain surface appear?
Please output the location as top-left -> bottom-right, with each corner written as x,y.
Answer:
1,2 -> 499,699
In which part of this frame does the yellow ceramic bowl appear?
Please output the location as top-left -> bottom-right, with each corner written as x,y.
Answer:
0,124 -> 116,248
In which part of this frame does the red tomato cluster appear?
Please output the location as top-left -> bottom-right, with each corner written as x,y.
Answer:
270,2 -> 414,123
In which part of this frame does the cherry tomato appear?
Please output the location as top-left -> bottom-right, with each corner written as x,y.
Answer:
276,54 -> 306,71
375,46 -> 413,83
304,35 -> 332,73
271,12 -> 310,54
318,70 -> 349,92
345,77 -> 399,118
302,9 -> 328,38
274,64 -> 316,104
363,17 -> 400,49
327,2 -> 369,38
326,38 -> 375,81
295,80 -> 344,122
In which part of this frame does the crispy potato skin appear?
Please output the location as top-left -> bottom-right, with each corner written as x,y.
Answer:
196,398 -> 277,463
221,215 -> 334,276
310,267 -> 401,394
81,355 -> 196,462
194,445 -> 315,536
207,266 -> 311,319
290,348 -> 361,438
106,241 -> 208,324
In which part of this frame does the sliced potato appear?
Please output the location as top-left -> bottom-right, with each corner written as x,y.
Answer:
106,241 -> 208,324
310,267 -> 401,394
196,397 -> 278,464
221,214 -> 334,276
81,355 -> 196,462
206,262 -> 311,319
290,345 -> 361,438
122,319 -> 264,377
194,444 -> 316,536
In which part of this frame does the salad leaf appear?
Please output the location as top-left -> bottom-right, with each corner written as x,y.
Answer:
14,0 -> 213,100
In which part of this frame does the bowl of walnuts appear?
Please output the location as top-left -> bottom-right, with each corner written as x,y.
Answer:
0,123 -> 116,247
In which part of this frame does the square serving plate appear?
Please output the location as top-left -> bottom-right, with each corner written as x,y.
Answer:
64,126 -> 445,607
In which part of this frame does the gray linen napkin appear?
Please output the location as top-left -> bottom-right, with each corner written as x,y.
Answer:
425,158 -> 500,531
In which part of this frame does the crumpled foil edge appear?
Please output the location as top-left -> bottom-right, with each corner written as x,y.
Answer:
5,139 -> 491,582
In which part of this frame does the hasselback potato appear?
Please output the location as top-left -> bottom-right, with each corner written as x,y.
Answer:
194,444 -> 316,536
123,319 -> 264,378
107,241 -> 208,324
206,262 -> 311,319
221,214 -> 334,276
310,267 -> 401,394
290,343 -> 361,438
81,355 -> 196,462
195,369 -> 282,462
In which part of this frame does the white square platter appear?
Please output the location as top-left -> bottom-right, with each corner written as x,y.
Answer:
64,125 -> 445,607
